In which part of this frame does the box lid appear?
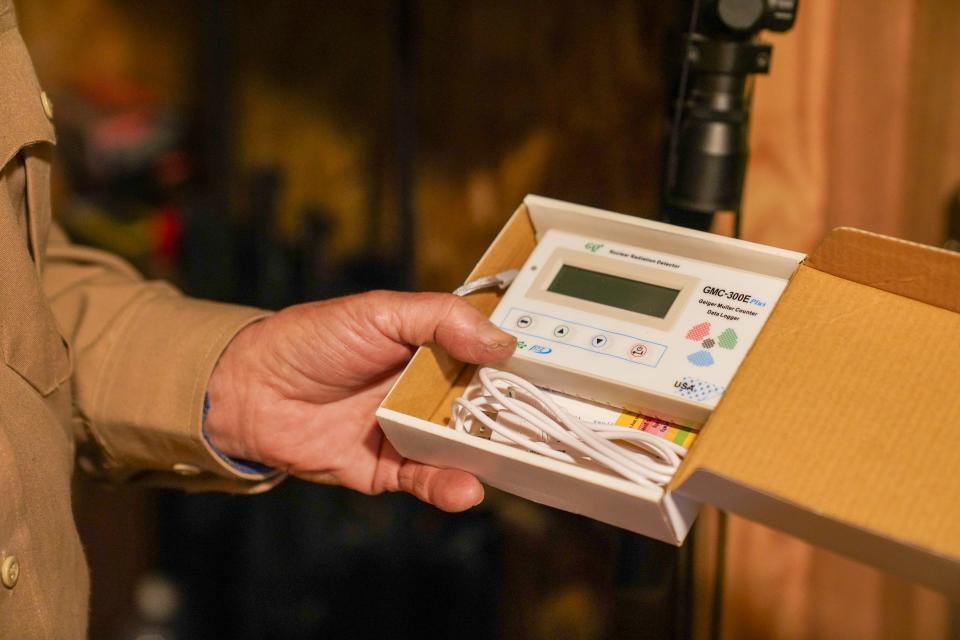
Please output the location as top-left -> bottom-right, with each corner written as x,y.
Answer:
672,228 -> 960,595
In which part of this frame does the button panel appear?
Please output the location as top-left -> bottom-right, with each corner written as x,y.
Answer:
501,308 -> 666,367
483,226 -> 797,420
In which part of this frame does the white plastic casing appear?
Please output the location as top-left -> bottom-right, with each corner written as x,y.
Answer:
489,227 -> 793,427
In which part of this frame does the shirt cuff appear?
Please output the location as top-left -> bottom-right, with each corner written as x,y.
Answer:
72,290 -> 284,491
201,393 -> 275,475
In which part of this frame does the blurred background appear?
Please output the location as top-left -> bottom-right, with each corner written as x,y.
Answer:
15,0 -> 960,638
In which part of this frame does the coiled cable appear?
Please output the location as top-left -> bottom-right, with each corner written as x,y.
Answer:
451,368 -> 687,489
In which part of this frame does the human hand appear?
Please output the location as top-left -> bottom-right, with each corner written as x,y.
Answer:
204,291 -> 516,512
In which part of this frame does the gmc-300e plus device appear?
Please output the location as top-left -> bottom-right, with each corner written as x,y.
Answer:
489,227 -> 793,428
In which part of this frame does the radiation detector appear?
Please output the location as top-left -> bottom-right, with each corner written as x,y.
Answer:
486,217 -> 801,428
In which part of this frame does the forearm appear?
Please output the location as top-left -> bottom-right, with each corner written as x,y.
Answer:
44,225 -> 281,491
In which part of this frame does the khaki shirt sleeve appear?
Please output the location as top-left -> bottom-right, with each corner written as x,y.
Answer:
43,224 -> 284,493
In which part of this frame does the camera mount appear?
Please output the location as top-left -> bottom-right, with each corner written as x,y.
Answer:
662,0 -> 799,234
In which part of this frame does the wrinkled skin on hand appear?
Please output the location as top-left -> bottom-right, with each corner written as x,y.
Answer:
205,290 -> 516,512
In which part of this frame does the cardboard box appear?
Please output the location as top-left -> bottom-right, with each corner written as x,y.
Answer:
376,195 -> 960,597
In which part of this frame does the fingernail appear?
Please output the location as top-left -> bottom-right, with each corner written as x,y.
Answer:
478,322 -> 516,349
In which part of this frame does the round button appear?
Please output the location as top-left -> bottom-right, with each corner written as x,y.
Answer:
629,343 -> 648,359
40,91 -> 54,120
590,335 -> 608,349
2,555 -> 20,589
77,455 -> 97,475
516,316 -> 533,329
553,325 -> 570,338
172,463 -> 201,476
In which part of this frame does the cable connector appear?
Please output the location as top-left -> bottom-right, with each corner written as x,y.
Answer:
453,269 -> 519,297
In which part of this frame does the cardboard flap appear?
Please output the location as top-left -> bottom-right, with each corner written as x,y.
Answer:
673,228 -> 960,592
807,227 -> 960,312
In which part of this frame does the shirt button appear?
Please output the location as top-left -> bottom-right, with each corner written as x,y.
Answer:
172,463 -> 201,476
77,456 -> 97,475
2,555 -> 20,589
40,91 -> 54,120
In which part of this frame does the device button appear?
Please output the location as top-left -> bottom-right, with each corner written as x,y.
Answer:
590,334 -> 608,349
717,328 -> 738,349
629,343 -> 649,359
687,350 -> 715,367
686,322 -> 711,341
553,325 -> 570,338
516,315 -> 533,329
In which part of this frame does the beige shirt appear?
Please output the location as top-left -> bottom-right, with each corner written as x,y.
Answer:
1,3 -> 281,636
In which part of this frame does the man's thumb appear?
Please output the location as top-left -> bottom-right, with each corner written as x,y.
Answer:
373,291 -> 516,365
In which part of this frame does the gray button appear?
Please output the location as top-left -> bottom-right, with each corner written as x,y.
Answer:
591,335 -> 608,348
516,316 -> 533,329
553,325 -> 570,338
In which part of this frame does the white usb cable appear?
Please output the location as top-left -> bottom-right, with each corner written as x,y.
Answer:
451,368 -> 687,489
452,270 -> 520,297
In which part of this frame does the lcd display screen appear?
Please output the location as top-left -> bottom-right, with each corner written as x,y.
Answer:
547,265 -> 681,318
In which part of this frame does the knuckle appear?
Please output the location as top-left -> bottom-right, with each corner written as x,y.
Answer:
398,462 -> 433,501
414,469 -> 432,500
435,294 -> 463,320
397,462 -> 416,493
